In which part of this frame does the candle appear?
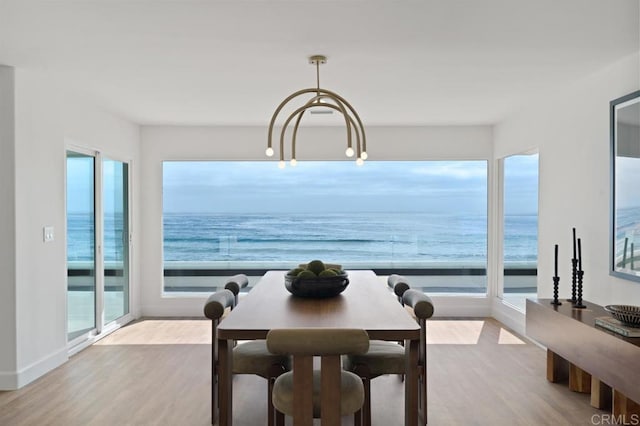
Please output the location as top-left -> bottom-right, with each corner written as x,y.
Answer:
578,238 -> 582,270
572,228 -> 577,260
554,244 -> 558,277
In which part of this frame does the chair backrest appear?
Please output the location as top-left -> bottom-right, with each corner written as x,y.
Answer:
402,289 -> 434,371
224,274 -> 249,305
203,289 -> 236,424
267,328 -> 369,356
204,288 -> 235,321
402,289 -> 434,320
204,289 -> 236,368
267,328 -> 369,425
387,274 -> 411,305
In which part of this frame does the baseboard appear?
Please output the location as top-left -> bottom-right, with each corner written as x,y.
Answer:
0,370 -> 18,390
0,346 -> 68,390
491,298 -> 526,336
429,295 -> 492,317
140,302 -> 207,318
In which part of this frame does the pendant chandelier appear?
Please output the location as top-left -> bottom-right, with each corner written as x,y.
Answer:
266,55 -> 367,168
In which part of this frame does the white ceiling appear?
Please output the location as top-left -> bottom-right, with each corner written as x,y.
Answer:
0,0 -> 638,126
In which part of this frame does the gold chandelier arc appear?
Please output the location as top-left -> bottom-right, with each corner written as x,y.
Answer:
291,101 -> 362,162
266,56 -> 367,167
283,93 -> 356,162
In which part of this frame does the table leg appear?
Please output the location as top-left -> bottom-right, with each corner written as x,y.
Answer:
590,377 -> 612,410
568,363 -> 591,394
405,339 -> 419,426
219,339 -> 233,426
613,390 -> 640,418
546,349 -> 568,383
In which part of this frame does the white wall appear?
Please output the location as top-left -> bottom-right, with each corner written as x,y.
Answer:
495,52 -> 640,306
139,125 -> 493,316
0,67 -> 140,390
13,68 -> 68,387
0,66 -> 17,386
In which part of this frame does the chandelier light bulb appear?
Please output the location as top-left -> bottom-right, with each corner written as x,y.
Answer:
290,158 -> 297,167
361,151 -> 368,160
265,147 -> 274,157
356,157 -> 364,166
345,147 -> 355,157
278,160 -> 286,169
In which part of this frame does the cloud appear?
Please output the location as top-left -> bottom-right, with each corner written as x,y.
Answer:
162,160 -> 494,214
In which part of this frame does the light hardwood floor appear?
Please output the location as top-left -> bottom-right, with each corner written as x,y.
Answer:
0,318 -> 602,425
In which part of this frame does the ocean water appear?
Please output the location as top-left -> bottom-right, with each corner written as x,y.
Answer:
67,213 -> 126,262
67,212 -> 539,265
163,212 -> 536,264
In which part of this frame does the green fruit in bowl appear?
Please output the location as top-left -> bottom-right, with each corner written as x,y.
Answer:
288,267 -> 305,276
319,269 -> 338,277
329,268 -> 343,275
297,270 -> 317,279
307,260 -> 326,275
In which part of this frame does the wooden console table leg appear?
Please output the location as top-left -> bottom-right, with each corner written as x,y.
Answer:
546,349 -> 568,383
568,363 -> 591,393
590,377 -> 612,410
613,390 -> 640,418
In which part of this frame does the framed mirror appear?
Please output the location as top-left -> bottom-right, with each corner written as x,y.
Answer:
611,90 -> 640,282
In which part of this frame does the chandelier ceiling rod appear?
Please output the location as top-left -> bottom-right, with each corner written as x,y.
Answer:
266,55 -> 367,168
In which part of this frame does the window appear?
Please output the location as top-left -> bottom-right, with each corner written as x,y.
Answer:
162,161 -> 488,293
502,153 -> 539,310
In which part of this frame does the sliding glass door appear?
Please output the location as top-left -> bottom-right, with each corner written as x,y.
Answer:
67,151 -> 130,343
66,151 -> 97,340
103,158 -> 129,323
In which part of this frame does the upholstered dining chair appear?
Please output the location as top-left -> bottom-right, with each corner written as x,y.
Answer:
204,289 -> 290,426
387,274 -> 411,306
387,274 -> 412,345
343,288 -> 434,426
224,273 -> 249,306
267,328 -> 369,426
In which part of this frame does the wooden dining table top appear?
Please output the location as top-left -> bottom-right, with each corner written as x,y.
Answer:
217,270 -> 420,341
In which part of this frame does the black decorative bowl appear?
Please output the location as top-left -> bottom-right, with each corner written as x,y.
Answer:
604,305 -> 640,328
284,272 -> 350,298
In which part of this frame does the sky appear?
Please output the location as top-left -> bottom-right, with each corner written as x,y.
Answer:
161,160 -> 537,215
67,156 -> 125,214
504,154 -> 539,215
66,158 -> 541,215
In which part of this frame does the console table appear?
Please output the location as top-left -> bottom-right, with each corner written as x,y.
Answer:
526,298 -> 640,417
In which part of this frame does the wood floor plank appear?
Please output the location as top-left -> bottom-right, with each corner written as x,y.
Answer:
0,318 -> 603,425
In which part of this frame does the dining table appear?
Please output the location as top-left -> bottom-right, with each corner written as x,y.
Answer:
216,269 -> 421,425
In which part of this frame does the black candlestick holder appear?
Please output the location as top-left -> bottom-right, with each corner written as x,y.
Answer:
573,270 -> 586,309
567,258 -> 577,303
551,276 -> 562,306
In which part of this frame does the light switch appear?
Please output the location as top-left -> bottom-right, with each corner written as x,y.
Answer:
43,226 -> 54,243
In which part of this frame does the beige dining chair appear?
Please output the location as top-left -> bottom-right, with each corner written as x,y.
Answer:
343,288 -> 434,426
204,289 -> 290,426
267,328 -> 369,426
224,273 -> 249,306
387,274 -> 411,306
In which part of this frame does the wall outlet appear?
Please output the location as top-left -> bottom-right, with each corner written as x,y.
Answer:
43,226 -> 54,243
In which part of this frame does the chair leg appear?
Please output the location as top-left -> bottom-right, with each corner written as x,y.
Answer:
267,377 -> 275,426
212,370 -> 218,425
275,410 -> 285,426
363,378 -> 372,426
419,373 -> 427,425
354,409 -> 362,426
